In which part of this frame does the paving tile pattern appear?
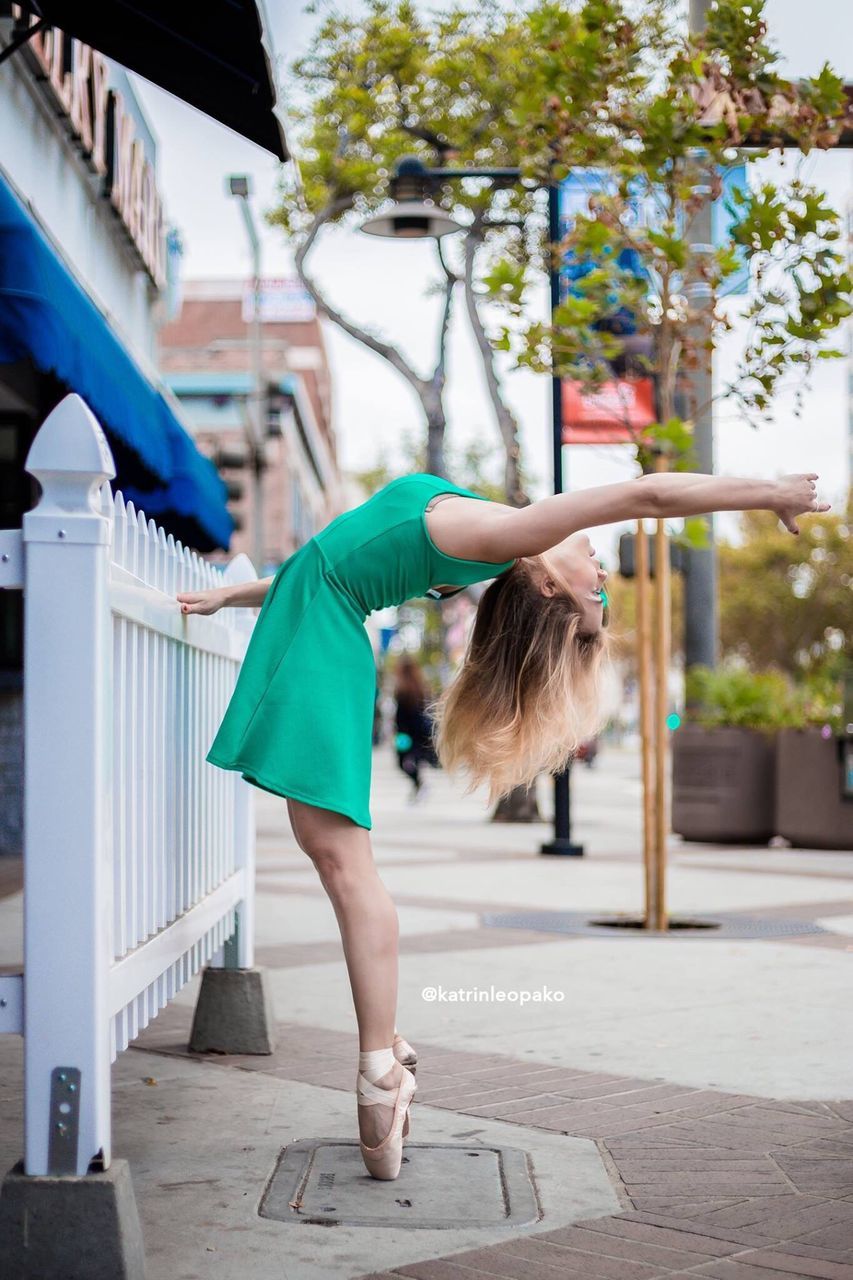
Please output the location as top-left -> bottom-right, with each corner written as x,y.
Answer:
253,881 -> 853,954
133,1008 -> 853,1280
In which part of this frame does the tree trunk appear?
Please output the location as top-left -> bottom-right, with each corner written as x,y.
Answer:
423,385 -> 448,477
491,781 -> 542,823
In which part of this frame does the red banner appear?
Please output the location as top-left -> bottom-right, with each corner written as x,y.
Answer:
562,378 -> 656,444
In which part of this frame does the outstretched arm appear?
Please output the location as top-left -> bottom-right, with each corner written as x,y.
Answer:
480,472 -> 830,560
176,575 -> 274,614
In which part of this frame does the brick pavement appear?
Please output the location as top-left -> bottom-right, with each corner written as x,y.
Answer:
6,744 -> 852,1277
134,1004 -> 853,1280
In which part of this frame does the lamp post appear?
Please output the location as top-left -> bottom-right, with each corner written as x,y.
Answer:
361,155 -> 584,855
227,174 -> 266,573
541,179 -> 584,856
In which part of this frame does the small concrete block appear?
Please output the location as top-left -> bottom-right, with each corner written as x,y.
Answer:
188,965 -> 276,1055
0,1156 -> 145,1280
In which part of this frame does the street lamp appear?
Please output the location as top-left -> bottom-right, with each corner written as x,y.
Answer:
359,154 -> 584,856
361,200 -> 464,238
227,173 -> 265,573
361,158 -> 467,238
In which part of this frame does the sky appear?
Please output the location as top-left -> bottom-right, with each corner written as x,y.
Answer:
131,0 -> 853,564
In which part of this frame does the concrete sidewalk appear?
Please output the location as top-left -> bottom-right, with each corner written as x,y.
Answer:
1,742 -> 852,1279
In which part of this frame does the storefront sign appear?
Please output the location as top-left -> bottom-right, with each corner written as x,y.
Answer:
562,378 -> 656,444
11,8 -> 165,287
241,278 -> 317,323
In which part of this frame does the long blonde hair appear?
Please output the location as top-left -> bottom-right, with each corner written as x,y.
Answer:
428,555 -> 613,806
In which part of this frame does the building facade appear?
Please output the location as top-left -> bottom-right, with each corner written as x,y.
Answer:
158,278 -> 343,573
0,14 -> 230,854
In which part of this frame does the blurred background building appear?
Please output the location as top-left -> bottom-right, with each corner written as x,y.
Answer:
0,13 -> 231,852
157,277 -> 342,574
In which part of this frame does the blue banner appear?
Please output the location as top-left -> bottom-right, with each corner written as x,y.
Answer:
558,163 -> 750,312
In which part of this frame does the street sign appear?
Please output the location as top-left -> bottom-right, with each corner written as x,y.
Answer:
562,377 -> 656,444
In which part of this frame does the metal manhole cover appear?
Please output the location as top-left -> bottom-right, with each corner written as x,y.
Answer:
480,910 -> 830,939
260,1139 -> 541,1228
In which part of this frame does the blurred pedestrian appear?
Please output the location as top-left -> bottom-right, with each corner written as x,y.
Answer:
576,736 -> 599,768
393,654 -> 435,802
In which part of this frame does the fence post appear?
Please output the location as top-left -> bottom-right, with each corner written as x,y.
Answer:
21,395 -> 116,1177
0,395 -> 146,1280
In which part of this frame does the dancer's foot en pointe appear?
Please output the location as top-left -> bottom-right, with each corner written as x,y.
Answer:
356,1047 -> 417,1180
392,1031 -> 417,1074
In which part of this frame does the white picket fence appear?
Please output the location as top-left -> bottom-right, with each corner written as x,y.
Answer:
0,394 -> 260,1178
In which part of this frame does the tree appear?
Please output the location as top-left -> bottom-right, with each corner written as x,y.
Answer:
603,497 -> 849,689
481,0 -> 851,472
717,497 -> 852,676
272,0 -> 543,502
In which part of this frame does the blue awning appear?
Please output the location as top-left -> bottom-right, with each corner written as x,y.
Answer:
0,173 -> 234,550
119,422 -> 235,550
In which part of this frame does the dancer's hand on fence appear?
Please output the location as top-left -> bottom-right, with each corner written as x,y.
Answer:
773,474 -> 831,535
176,587 -> 229,616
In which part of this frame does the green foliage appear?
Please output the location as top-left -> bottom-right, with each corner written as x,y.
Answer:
729,179 -> 853,418
274,0 -> 850,477
476,0 -> 851,458
685,660 -> 846,734
785,652 -> 848,735
673,514 -> 712,551
685,664 -> 797,730
272,0 -> 541,238
683,498 -> 853,734
718,501 -> 852,676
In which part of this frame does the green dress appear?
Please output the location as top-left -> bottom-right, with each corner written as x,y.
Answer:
205,472 -> 516,829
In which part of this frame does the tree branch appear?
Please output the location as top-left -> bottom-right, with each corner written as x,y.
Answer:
462,216 -> 529,505
433,235 -> 460,384
293,196 -> 428,392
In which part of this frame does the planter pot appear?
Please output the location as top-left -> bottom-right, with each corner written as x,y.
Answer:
775,728 -> 852,850
671,724 -> 777,843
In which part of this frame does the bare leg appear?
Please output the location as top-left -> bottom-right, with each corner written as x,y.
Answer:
286,796 -> 405,1147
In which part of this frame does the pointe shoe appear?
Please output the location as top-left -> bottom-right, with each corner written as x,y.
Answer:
392,1033 -> 417,1137
357,1062 -> 417,1180
392,1032 -> 418,1074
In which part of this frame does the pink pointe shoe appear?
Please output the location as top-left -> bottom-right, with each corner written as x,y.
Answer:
357,1061 -> 417,1180
393,1033 -> 417,1137
393,1032 -> 417,1073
